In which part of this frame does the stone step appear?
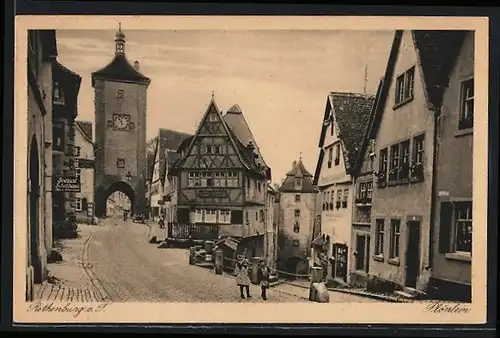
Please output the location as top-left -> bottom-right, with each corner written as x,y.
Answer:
394,290 -> 417,299
403,286 -> 419,296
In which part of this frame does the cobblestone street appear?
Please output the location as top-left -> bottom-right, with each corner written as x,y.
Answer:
36,219 -> 384,303
88,219 -> 308,302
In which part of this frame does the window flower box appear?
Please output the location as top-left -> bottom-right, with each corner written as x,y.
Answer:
375,171 -> 386,188
410,162 -> 424,182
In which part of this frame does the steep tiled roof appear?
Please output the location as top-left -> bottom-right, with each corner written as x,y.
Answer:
412,30 -> 468,110
91,54 -> 150,87
366,30 -> 468,149
75,120 -> 93,142
223,105 -> 270,171
279,160 -> 316,193
156,129 -> 192,185
330,92 -> 375,174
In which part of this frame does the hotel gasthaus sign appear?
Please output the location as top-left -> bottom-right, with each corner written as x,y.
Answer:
54,176 -> 81,192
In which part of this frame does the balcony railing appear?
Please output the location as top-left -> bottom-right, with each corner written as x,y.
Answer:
167,222 -> 219,241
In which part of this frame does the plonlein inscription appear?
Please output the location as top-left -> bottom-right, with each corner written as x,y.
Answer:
27,302 -> 111,318
425,301 -> 472,314
196,189 -> 228,198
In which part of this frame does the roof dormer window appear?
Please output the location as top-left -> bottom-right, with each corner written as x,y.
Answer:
295,178 -> 302,189
53,82 -> 65,104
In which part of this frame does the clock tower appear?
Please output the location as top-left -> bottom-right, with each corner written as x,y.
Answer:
92,24 -> 151,217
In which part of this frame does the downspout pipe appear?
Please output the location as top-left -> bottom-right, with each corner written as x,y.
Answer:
428,107 -> 441,270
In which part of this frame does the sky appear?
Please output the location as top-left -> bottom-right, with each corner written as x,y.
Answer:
56,28 -> 394,185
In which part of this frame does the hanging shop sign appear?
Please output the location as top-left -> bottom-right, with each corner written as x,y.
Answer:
54,175 -> 81,192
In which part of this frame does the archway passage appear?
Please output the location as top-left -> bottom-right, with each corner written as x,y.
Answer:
97,181 -> 136,218
29,136 -> 42,284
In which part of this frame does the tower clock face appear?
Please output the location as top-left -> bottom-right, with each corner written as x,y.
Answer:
113,114 -> 131,131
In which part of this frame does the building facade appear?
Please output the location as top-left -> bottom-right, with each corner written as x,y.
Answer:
430,31 -> 474,301
51,61 -> 82,239
277,159 -> 316,277
26,30 -> 58,300
312,92 -> 375,286
264,184 -> 278,270
167,98 -> 272,258
148,128 -> 192,220
73,121 -> 95,222
368,30 -> 467,294
92,24 -> 151,217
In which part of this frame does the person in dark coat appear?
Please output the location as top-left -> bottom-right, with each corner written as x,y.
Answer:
257,259 -> 271,301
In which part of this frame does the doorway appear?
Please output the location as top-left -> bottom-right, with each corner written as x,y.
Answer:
333,243 -> 348,282
29,136 -> 42,283
405,220 -> 421,288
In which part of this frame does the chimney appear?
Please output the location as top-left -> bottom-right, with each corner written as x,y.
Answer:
292,160 -> 297,170
134,60 -> 140,71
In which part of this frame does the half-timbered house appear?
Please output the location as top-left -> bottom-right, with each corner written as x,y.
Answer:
167,98 -> 271,258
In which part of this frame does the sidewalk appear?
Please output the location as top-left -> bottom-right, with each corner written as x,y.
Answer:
279,279 -> 409,303
34,224 -> 110,303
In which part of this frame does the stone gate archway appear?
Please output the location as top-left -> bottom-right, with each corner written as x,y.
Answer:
96,181 -> 136,218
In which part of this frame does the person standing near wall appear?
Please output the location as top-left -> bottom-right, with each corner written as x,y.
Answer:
257,259 -> 271,301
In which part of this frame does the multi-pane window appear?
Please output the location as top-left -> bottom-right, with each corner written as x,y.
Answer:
227,172 -> 239,187
295,194 -> 301,202
336,190 -> 342,208
293,221 -> 300,233
455,202 -> 473,253
194,209 -> 203,223
329,191 -> 334,209
342,189 -> 349,208
378,148 -> 388,187
188,172 -> 199,187
389,144 -> 400,182
375,219 -> 385,256
335,144 -> 341,165
328,147 -> 333,168
411,134 -> 425,182
213,172 -> 225,187
219,210 -> 231,224
389,219 -> 401,259
459,78 -> 474,130
366,182 -> 373,199
75,198 -> 82,211
395,66 -> 415,105
205,210 -> 217,223
294,209 -> 300,218
117,89 -> 124,99
399,140 -> 411,180
357,182 -> 373,203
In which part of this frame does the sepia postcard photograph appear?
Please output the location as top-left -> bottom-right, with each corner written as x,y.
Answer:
13,15 -> 489,325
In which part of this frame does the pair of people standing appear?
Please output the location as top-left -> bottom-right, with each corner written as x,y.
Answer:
234,257 -> 271,301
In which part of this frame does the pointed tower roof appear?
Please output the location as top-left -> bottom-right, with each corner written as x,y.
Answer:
92,24 -> 151,87
279,159 -> 316,193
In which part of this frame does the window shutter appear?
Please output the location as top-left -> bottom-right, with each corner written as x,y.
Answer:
178,208 -> 190,223
438,202 -> 453,253
82,198 -> 88,211
231,210 -> 243,224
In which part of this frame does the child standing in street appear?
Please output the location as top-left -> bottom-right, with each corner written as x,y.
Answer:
257,259 -> 271,301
